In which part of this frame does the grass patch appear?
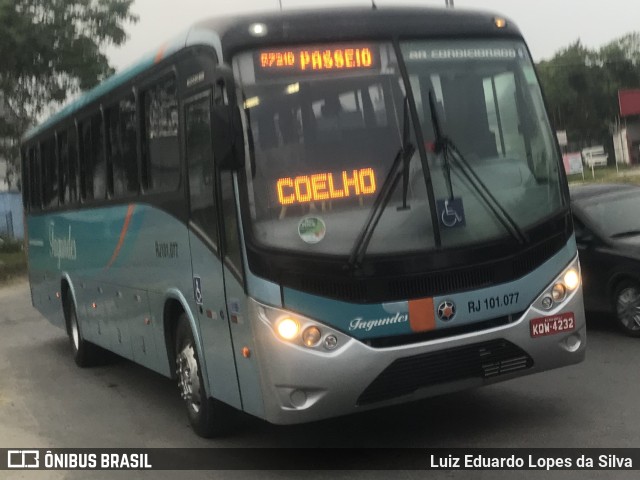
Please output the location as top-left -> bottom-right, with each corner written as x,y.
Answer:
0,250 -> 27,283
568,165 -> 640,185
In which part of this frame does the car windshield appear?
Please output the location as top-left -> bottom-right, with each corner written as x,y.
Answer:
234,39 -> 565,257
580,189 -> 640,238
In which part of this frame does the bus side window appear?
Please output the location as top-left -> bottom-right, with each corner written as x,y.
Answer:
80,119 -> 94,201
141,76 -> 180,192
58,131 -> 69,205
68,125 -> 79,204
28,147 -> 41,210
106,95 -> 139,197
220,171 -> 243,275
186,95 -> 218,246
40,137 -> 58,209
91,114 -> 107,200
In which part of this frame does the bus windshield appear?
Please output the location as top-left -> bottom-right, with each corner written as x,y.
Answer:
235,39 -> 564,257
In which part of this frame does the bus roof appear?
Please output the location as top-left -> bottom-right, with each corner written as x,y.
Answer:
24,6 -> 521,142
199,6 -> 521,59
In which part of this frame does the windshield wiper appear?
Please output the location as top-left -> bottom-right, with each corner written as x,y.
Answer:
347,97 -> 415,270
610,230 -> 640,239
427,90 -> 527,245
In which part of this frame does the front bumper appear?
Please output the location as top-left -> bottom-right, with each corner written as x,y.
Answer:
248,287 -> 586,425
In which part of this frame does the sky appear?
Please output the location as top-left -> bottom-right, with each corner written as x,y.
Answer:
106,0 -> 639,71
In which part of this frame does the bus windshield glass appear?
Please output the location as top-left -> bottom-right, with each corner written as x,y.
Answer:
235,39 -> 564,257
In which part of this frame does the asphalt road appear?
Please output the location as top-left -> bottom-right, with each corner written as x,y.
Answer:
1,279 -> 639,480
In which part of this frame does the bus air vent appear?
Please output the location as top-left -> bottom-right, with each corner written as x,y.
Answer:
356,339 -> 532,406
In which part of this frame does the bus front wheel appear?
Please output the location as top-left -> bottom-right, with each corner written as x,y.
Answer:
175,315 -> 233,437
67,301 -> 101,367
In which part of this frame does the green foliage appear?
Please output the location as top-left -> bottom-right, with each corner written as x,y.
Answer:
537,34 -> 640,149
0,0 -> 138,189
0,250 -> 26,283
0,237 -> 23,253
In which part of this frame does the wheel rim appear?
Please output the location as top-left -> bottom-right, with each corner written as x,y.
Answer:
616,287 -> 640,332
176,343 -> 202,414
71,315 -> 80,351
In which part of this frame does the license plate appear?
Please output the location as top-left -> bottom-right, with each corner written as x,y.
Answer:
530,312 -> 575,338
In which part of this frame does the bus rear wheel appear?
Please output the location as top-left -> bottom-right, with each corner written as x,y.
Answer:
175,315 -> 233,437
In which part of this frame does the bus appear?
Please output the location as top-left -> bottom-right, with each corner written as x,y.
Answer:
21,7 -> 585,437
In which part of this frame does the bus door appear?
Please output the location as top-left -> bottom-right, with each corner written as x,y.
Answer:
184,90 -> 242,409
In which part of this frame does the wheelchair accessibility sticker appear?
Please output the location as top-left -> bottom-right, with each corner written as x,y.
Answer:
193,276 -> 203,305
436,197 -> 466,228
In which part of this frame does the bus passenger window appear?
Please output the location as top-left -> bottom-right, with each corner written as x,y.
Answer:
40,137 -> 58,208
142,76 -> 180,192
107,95 -> 139,197
28,147 -> 41,209
80,116 -> 105,201
186,96 -> 218,245
58,132 -> 69,205
91,114 -> 107,200
67,126 -> 79,204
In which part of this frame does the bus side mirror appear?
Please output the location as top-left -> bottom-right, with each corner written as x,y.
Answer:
212,67 -> 245,170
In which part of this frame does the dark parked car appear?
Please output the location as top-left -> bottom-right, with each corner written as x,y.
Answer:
571,183 -> 640,336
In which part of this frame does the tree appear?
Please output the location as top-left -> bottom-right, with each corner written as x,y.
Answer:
0,0 -> 138,187
537,34 -> 640,151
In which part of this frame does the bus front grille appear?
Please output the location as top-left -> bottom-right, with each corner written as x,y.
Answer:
356,339 -> 532,406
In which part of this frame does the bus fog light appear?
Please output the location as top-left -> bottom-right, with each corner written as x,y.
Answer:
276,318 -> 299,341
541,295 -> 554,310
564,333 -> 582,353
324,335 -> 338,350
302,326 -> 321,347
290,389 -> 307,408
551,283 -> 566,302
564,269 -> 580,291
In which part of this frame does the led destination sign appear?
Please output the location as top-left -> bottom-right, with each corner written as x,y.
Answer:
276,168 -> 377,206
255,45 -> 378,78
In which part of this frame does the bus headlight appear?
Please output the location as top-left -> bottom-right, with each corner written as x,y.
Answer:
564,269 -> 580,291
533,257 -> 581,312
302,326 -> 322,347
276,317 -> 299,340
254,301 -> 351,352
551,283 -> 566,302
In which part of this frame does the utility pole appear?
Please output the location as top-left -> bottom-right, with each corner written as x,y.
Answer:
445,0 -> 454,7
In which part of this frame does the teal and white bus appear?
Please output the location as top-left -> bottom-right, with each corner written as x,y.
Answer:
22,7 -> 585,437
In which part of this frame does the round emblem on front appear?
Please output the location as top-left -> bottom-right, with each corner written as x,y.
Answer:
437,301 -> 456,321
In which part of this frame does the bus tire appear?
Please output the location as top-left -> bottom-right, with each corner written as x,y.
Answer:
175,314 -> 233,437
614,280 -> 640,337
67,301 -> 101,367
